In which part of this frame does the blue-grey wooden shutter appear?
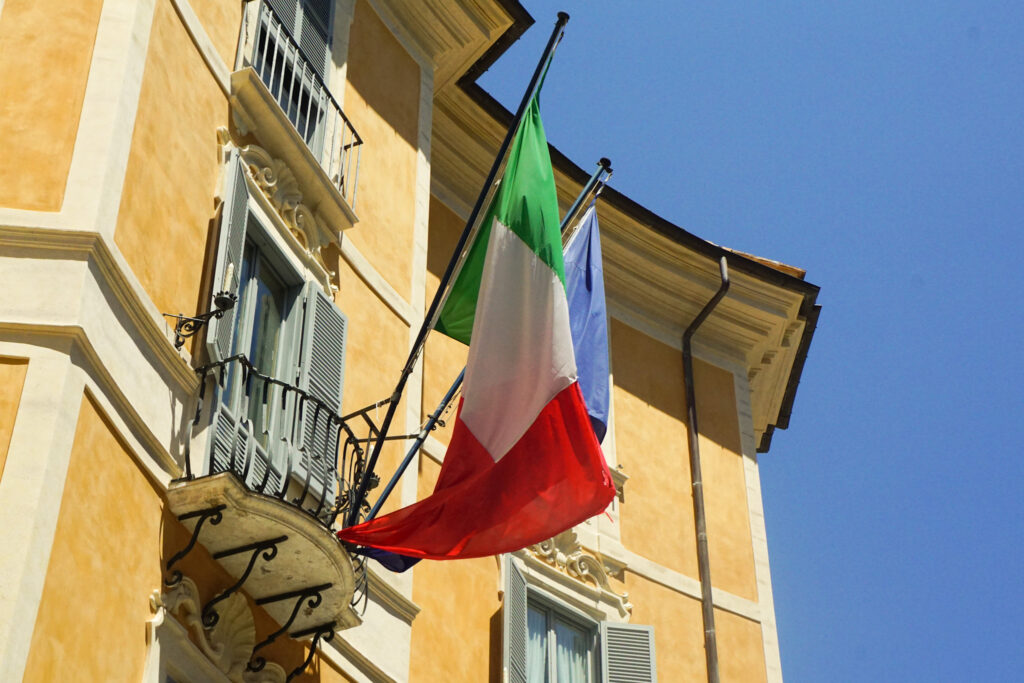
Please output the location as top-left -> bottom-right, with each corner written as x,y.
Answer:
296,282 -> 347,504
265,0 -> 332,78
205,152 -> 249,361
601,623 -> 657,683
266,0 -> 297,33
503,557 -> 529,683
297,0 -> 333,78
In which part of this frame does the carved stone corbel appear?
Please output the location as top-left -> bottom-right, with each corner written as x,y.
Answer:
154,576 -> 286,683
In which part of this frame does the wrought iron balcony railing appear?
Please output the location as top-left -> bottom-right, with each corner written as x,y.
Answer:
183,354 -> 376,529
248,0 -> 362,207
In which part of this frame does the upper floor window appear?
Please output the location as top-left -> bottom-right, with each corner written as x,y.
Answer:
254,0 -> 335,154
237,0 -> 363,205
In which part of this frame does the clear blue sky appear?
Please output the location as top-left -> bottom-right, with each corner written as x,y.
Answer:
479,2 -> 1024,680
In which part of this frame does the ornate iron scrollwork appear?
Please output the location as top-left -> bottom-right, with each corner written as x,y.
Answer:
164,505 -> 226,587
286,622 -> 336,682
247,583 -> 332,672
163,291 -> 238,349
202,535 -> 288,628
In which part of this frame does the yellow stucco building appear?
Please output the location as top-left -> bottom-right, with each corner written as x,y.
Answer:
0,1 -> 820,681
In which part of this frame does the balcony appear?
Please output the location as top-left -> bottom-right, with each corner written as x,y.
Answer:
165,355 -> 389,676
230,0 -> 363,236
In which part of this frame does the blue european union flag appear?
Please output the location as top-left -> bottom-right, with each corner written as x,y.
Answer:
564,204 -> 610,444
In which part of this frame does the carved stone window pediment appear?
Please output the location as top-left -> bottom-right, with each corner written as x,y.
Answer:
525,529 -> 633,617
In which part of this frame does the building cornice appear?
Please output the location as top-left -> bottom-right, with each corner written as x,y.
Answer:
426,4 -> 820,451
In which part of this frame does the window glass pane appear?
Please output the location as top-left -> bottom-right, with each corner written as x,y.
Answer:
527,604 -> 549,683
246,255 -> 289,444
554,617 -> 591,683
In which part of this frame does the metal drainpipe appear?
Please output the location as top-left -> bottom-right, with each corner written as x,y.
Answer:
682,256 -> 730,683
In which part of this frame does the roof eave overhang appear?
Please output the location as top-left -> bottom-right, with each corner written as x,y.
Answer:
425,3 -> 819,453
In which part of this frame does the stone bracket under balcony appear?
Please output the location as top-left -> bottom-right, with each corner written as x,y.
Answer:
166,472 -> 361,638
229,67 -> 359,239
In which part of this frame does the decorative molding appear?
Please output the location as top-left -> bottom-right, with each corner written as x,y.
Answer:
527,529 -> 632,615
367,568 -> 422,624
239,143 -> 336,278
153,578 -> 288,683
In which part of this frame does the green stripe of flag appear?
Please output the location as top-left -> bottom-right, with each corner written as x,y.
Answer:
436,95 -> 564,345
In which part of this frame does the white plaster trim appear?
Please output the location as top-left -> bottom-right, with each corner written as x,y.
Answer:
608,301 -> 748,374
420,434 -> 446,464
169,0 -> 231,95
735,370 -> 784,682
0,351 -> 85,682
400,65 -> 434,519
339,237 -> 416,325
323,636 -> 399,683
364,0 -> 436,72
430,178 -> 472,222
0,224 -> 197,384
329,0 -> 357,108
367,569 -> 422,623
64,0 -> 159,237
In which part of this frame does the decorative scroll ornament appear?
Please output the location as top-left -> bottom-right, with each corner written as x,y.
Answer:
153,576 -> 287,683
236,143 -> 336,283
528,530 -> 632,612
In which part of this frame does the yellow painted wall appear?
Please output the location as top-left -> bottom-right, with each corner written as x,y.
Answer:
0,0 -> 104,211
190,0 -> 243,69
115,0 -> 233,321
342,0 -> 420,302
24,393 -> 166,681
330,247 -> 411,516
625,574 -> 707,682
610,319 -> 697,578
421,196 -> 470,445
716,608 -> 768,683
24,391 -> 362,682
408,456 -> 501,682
611,319 -> 757,600
0,357 -> 29,482
695,361 -> 758,601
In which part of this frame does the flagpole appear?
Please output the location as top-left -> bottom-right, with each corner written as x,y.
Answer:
364,158 -> 613,522
345,12 -> 571,528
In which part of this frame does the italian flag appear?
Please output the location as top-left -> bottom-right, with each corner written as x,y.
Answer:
338,95 -> 614,559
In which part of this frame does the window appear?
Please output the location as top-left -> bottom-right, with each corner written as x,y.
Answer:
254,0 -> 335,155
203,151 -> 347,513
504,557 -> 657,683
528,598 -> 598,682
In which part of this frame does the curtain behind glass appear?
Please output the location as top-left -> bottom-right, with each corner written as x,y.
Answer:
554,618 -> 590,683
527,605 -> 548,682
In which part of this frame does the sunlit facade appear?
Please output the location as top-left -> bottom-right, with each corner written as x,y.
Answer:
0,0 -> 819,681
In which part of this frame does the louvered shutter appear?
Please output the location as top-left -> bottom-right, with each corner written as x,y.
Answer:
206,152 -> 249,361
601,623 -> 657,683
265,0 -> 332,78
503,557 -> 529,683
296,282 -> 347,505
297,0 -> 333,78
265,0 -> 297,31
